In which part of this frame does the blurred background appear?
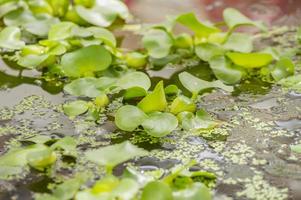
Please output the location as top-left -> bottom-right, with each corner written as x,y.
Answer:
125,0 -> 301,26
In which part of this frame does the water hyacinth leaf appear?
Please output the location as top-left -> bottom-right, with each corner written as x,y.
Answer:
27,0 -> 53,15
176,13 -> 219,38
165,84 -> 179,96
3,9 -> 36,26
0,26 -> 25,50
209,55 -> 243,84
126,52 -> 148,69
110,178 -> 139,200
116,71 -> 151,91
63,100 -> 89,117
24,16 -> 60,37
290,144 -> 301,154
170,96 -> 196,115
48,22 -> 77,40
124,87 -> 147,100
85,141 -> 147,168
278,74 -> 301,92
271,57 -> 294,81
51,137 -> 77,156
76,0 -> 129,27
115,105 -> 147,131
173,183 -> 212,200
0,2 -> 19,18
179,72 -> 233,95
64,77 -> 106,97
27,146 -> 57,171
223,8 -> 266,32
195,43 -> 224,62
61,45 -> 112,77
142,112 -> 178,137
142,29 -> 173,59
138,81 -> 167,113
141,181 -> 173,200
87,27 -> 117,47
226,52 -> 273,68
222,33 -> 253,53
48,0 -> 69,17
17,54 -> 50,69
174,33 -> 193,49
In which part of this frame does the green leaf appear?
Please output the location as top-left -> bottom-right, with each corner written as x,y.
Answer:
170,96 -> 196,115
0,2 -> 19,18
24,16 -> 59,37
48,0 -> 69,17
17,54 -> 50,69
48,22 -> 77,40
61,45 -> 112,77
195,43 -> 224,62
278,74 -> 301,92
173,183 -> 212,200
142,29 -> 173,59
85,141 -> 147,168
87,27 -> 117,47
290,144 -> 301,154
27,146 -> 57,171
51,137 -> 77,156
141,181 -> 173,200
125,52 -> 148,69
63,100 -> 89,117
142,112 -> 178,137
64,77 -> 106,98
174,33 -> 193,49
226,52 -> 273,68
271,57 -> 294,81
223,8 -> 266,32
110,178 -> 139,200
176,13 -> 219,38
222,33 -> 253,53
115,105 -> 147,132
179,72 -> 233,95
138,81 -> 167,113
116,71 -> 151,91
0,26 -> 25,50
123,87 -> 148,100
75,0 -> 129,27
209,55 -> 244,84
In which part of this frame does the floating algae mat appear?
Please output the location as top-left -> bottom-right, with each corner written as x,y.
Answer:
0,1 -> 301,200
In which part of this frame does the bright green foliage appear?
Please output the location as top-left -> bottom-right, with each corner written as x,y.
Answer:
278,74 -> 301,92
271,57 -> 294,81
173,183 -> 212,200
222,33 -> 253,53
141,181 -> 173,200
126,52 -> 148,69
61,45 -> 112,77
48,22 -> 77,40
63,100 -> 89,117
290,144 -> 301,153
115,105 -> 147,131
170,96 -> 196,115
195,43 -> 225,62
226,52 -> 273,68
0,26 -> 25,50
116,71 -> 151,91
138,81 -> 167,113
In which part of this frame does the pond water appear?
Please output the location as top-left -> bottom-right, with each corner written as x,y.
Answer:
0,1 -> 301,200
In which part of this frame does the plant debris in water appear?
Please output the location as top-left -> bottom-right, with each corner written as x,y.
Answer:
0,0 -> 301,200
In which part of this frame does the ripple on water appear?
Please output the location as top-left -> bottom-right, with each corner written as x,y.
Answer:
275,119 -> 301,130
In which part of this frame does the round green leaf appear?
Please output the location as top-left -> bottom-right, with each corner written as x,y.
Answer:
125,52 -> 148,69
170,95 -> 196,115
222,33 -> 253,53
48,22 -> 77,40
142,29 -> 173,59
195,43 -> 224,62
142,112 -> 178,137
173,183 -> 212,200
61,45 -> 112,77
0,26 -> 25,50
271,57 -> 294,81
116,71 -> 151,91
226,52 -> 273,68
141,181 -> 173,200
115,105 -> 147,132
63,100 -> 89,117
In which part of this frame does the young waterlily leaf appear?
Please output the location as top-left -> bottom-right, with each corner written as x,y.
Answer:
85,141 -> 148,168
61,45 -> 112,77
195,43 -> 225,62
138,81 -> 167,113
141,181 -> 173,200
223,8 -> 266,32
142,112 -> 178,137
116,71 -> 151,91
209,55 -> 244,84
173,182 -> 212,200
142,29 -> 173,59
170,95 -> 196,115
75,0 -> 129,27
115,105 -> 147,132
64,77 -> 108,98
63,100 -> 89,118
0,26 -> 25,50
290,144 -> 301,154
222,33 -> 253,53
179,72 -> 233,95
271,57 -> 294,81
226,52 -> 273,68
176,13 -> 219,38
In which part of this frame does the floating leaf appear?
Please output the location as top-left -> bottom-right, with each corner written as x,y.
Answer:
278,74 -> 301,92
48,22 -> 77,40
63,100 -> 89,117
87,26 -> 117,47
51,137 -> 77,156
115,105 -> 147,132
170,96 -> 196,115
173,183 -> 212,200
85,141 -> 147,168
223,8 -> 266,32
138,81 -> 167,113
290,144 -> 301,154
116,71 -> 151,91
141,181 -> 173,200
226,52 -> 273,68
179,72 -> 233,95
142,112 -> 178,137
0,26 -> 25,50
271,57 -> 294,81
176,13 -> 219,38
61,45 -> 112,77
209,55 -> 244,84
125,52 -> 148,69
142,29 -> 173,59
123,87 -> 147,100
174,33 -> 193,49
195,43 -> 224,62
27,146 -> 57,171
222,33 -> 253,53
76,0 -> 129,27
17,54 -> 50,69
